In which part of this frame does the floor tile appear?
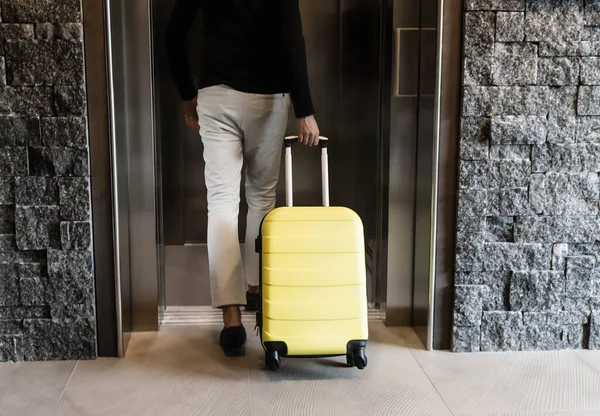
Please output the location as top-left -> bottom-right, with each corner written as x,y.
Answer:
246,323 -> 453,416
411,347 -> 600,415
456,412 -> 600,416
54,327 -> 253,416
0,361 -> 76,416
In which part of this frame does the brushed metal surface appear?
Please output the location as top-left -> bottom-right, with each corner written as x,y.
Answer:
385,0 -> 443,332
105,0 -> 132,357
83,0 -> 118,358
124,0 -> 160,332
107,0 -> 160,337
413,95 -> 435,331
338,0 -> 382,301
414,24 -> 438,347
385,0 -> 421,326
386,95 -> 419,326
431,0 -> 462,351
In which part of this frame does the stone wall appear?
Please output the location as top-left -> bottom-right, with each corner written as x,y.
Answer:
0,1 -> 96,361
454,0 -> 600,352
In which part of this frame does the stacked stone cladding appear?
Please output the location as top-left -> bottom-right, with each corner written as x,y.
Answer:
454,0 -> 600,352
0,0 -> 96,361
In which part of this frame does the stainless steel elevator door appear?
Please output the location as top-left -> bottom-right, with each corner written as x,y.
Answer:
153,0 -> 383,307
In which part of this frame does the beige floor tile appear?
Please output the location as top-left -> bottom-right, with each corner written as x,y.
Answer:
411,347 -> 600,415
246,323 -> 453,416
0,360 -> 76,416
456,411 -> 600,416
54,327 -> 253,416
455,412 -> 560,416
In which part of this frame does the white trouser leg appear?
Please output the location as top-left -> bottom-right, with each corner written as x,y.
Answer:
197,86 -> 246,308
242,93 -> 290,287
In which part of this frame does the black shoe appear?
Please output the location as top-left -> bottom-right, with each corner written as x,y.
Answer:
245,291 -> 260,312
219,325 -> 247,357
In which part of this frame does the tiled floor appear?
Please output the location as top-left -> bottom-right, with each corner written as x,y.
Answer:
2,323 -> 600,416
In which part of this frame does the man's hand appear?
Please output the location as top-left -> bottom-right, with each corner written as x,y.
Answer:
297,115 -> 319,146
182,97 -> 200,131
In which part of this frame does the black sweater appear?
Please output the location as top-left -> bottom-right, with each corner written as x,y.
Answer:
166,0 -> 315,118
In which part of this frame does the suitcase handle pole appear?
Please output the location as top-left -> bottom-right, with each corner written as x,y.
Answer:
284,136 -> 330,207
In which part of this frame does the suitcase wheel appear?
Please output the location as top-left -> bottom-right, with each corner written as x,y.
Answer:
346,347 -> 368,370
265,350 -> 281,371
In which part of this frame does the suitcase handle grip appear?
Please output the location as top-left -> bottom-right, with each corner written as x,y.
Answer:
283,136 -> 330,208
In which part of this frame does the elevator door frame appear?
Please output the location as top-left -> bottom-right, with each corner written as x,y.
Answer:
100,0 -> 458,357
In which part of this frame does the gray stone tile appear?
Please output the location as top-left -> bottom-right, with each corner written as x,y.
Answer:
0,117 -> 40,147
54,85 -> 86,116
23,319 -> 96,361
538,57 -> 580,86
5,87 -> 54,117
492,43 -> 538,86
509,271 -> 565,312
60,221 -> 91,251
15,176 -> 59,206
529,173 -> 599,216
2,0 -> 81,23
35,23 -> 83,41
0,177 -> 15,204
491,116 -> 547,145
15,206 -> 60,250
28,147 -> 89,177
41,117 -> 87,148
579,86 -> 600,115
0,148 -> 27,176
58,177 -> 90,221
497,12 -> 525,42
465,0 -> 525,11
525,13 -> 583,42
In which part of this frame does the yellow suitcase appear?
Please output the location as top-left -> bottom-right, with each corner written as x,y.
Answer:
255,136 -> 369,371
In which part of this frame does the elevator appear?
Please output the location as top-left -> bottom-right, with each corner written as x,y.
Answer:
100,0 -> 461,357
152,0 -> 384,312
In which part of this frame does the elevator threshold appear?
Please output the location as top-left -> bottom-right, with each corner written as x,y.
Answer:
160,305 -> 385,326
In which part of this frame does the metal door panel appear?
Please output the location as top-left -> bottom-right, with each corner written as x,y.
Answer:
413,95 -> 434,328
397,30 -> 421,96
152,0 -> 202,245
432,0 -> 462,350
106,0 -> 132,357
338,0 -> 383,300
414,29 -> 438,336
386,96 -> 419,326
123,0 -> 160,331
107,0 -> 160,335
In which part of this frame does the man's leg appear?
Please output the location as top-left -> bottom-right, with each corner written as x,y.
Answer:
242,93 -> 290,298
197,87 -> 246,326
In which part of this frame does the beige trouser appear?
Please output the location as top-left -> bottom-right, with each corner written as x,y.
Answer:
196,85 -> 290,308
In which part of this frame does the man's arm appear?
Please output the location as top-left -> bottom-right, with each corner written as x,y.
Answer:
280,0 -> 315,119
166,0 -> 202,101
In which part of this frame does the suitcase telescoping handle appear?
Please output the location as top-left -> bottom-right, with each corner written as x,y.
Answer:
284,136 -> 330,208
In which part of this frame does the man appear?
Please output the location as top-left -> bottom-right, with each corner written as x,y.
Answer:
166,0 -> 319,357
